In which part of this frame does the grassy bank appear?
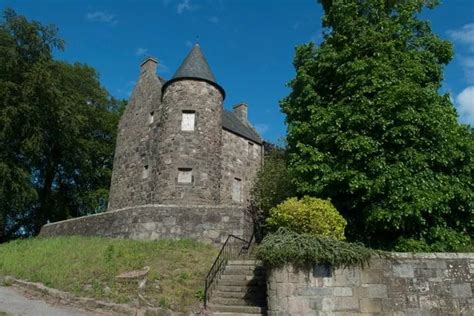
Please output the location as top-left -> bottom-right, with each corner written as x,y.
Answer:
0,236 -> 217,312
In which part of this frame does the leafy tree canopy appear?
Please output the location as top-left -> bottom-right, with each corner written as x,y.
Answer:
281,0 -> 473,250
0,9 -> 124,240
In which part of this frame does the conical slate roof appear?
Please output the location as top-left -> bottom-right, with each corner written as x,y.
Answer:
163,44 -> 225,98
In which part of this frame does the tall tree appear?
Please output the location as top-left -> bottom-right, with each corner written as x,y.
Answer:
281,0 -> 473,250
0,9 -> 122,239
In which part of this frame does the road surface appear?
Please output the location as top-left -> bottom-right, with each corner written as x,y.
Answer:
0,286 -> 93,316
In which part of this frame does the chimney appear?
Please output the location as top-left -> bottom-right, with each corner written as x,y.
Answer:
140,56 -> 158,75
233,103 -> 248,124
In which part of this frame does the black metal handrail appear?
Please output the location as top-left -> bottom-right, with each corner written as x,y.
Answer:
204,232 -> 255,308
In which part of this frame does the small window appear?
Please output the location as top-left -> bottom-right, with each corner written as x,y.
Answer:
232,178 -> 242,202
181,111 -> 195,131
142,165 -> 149,179
248,142 -> 254,158
178,168 -> 193,184
149,111 -> 154,124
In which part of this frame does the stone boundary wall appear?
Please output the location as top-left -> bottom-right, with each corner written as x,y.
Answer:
39,204 -> 252,246
267,253 -> 474,315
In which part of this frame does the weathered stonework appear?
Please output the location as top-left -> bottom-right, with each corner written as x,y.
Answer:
221,129 -> 263,204
267,253 -> 474,315
157,80 -> 223,205
107,58 -> 163,211
40,204 -> 252,246
41,45 -> 263,246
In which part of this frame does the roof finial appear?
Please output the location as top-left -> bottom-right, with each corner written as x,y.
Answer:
195,35 -> 200,46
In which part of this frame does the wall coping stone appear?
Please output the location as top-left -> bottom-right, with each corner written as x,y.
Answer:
42,203 -> 246,227
388,252 -> 474,259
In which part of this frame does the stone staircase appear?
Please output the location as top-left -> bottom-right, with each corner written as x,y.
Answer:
208,260 -> 267,315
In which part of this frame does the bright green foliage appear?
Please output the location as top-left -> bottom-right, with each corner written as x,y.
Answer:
256,228 -> 376,268
0,237 -> 217,311
0,9 -> 123,238
281,0 -> 474,250
266,196 -> 347,240
395,227 -> 472,252
252,146 -> 295,214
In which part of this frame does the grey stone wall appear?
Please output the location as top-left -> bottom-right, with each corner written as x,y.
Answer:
267,254 -> 474,315
39,204 -> 252,246
220,129 -> 263,204
157,79 -> 223,205
108,59 -> 163,211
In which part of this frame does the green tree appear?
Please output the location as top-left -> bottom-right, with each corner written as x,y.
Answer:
281,0 -> 473,250
0,9 -> 122,239
252,144 -> 294,213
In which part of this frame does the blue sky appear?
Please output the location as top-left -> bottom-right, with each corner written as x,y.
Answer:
2,0 -> 473,143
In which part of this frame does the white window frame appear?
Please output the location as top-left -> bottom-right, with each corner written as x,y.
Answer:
232,177 -> 242,202
181,111 -> 195,131
142,165 -> 149,179
149,111 -> 154,124
177,168 -> 193,184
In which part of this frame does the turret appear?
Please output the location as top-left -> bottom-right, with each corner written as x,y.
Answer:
107,56 -> 163,211
157,45 -> 224,204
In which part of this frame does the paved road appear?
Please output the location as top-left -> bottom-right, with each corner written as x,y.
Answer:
0,286 -> 93,316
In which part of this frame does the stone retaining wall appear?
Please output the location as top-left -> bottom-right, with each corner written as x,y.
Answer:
39,204 -> 252,246
267,253 -> 474,315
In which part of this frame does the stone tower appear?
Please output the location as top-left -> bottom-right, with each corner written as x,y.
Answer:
157,44 -> 225,205
41,44 -> 264,245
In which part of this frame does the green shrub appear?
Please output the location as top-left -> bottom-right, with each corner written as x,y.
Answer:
266,196 -> 347,240
256,228 -> 377,268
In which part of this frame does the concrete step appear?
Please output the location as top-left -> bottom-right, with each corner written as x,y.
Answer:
211,313 -> 264,316
227,260 -> 262,266
210,297 -> 266,306
223,266 -> 266,275
209,304 -> 266,314
220,274 -> 266,281
217,278 -> 266,287
211,290 -> 266,299
214,284 -> 264,293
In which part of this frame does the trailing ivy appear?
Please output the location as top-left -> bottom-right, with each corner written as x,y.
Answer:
256,228 -> 379,268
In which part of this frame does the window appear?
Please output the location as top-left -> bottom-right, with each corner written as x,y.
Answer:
181,111 -> 195,131
178,168 -> 193,184
142,165 -> 149,179
232,178 -> 242,202
149,111 -> 154,124
248,142 -> 254,159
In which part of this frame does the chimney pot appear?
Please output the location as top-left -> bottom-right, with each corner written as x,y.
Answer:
233,103 -> 248,124
140,56 -> 158,74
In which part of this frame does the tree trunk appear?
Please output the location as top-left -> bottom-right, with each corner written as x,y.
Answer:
35,145 -> 58,234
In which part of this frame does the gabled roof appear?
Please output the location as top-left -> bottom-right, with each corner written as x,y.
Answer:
163,44 -> 225,98
222,110 -> 262,144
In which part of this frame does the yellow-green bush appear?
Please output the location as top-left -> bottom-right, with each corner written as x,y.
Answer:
266,196 -> 347,240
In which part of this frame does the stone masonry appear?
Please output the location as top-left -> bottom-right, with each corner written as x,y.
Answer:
157,80 -> 223,205
40,44 -> 263,245
40,204 -> 252,246
266,253 -> 474,315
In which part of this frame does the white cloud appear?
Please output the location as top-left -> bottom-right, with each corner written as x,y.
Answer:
448,23 -> 474,83
456,86 -> 474,125
459,56 -> 474,83
254,123 -> 269,135
448,23 -> 474,51
85,11 -> 117,25
177,0 -> 194,14
135,48 -> 148,56
209,16 -> 219,24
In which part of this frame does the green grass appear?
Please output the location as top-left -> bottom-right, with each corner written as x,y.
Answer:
0,236 -> 217,312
